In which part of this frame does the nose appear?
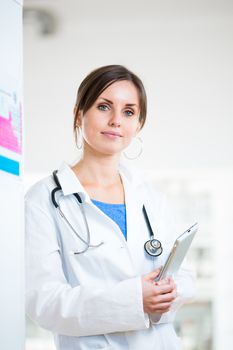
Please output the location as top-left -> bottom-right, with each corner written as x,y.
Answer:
108,110 -> 122,127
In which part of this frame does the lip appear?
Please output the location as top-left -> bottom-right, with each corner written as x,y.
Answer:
101,131 -> 122,137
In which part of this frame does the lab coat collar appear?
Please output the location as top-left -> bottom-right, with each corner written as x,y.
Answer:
56,162 -> 89,201
56,161 -> 144,201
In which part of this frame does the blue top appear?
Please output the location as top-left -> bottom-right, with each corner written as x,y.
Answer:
91,199 -> 127,240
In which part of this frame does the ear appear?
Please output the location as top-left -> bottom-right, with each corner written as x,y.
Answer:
74,108 -> 82,128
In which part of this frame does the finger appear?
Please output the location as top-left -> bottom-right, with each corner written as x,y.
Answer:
154,283 -> 174,295
156,279 -> 177,292
155,278 -> 169,286
168,280 -> 177,295
143,268 -> 161,281
152,302 -> 172,312
167,277 -> 176,289
156,290 -> 177,303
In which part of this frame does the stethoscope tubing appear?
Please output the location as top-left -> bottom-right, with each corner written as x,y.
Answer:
57,198 -> 104,254
51,170 -> 163,257
52,171 -> 103,254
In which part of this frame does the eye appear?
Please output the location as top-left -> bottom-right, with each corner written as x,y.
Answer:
98,104 -> 110,111
124,109 -> 134,117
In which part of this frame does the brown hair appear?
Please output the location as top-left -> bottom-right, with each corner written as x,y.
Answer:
73,65 -> 147,142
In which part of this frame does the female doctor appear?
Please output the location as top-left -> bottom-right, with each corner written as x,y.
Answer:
25,65 -> 195,350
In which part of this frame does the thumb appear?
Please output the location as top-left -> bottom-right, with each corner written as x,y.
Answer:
143,268 -> 161,282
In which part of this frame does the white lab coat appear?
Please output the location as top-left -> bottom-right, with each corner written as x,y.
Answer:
25,162 -> 195,350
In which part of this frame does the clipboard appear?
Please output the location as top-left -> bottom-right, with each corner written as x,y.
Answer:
155,223 -> 198,281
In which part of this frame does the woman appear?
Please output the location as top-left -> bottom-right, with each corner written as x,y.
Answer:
25,65 -> 195,350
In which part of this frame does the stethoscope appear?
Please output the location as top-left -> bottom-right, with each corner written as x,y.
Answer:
51,170 -> 163,257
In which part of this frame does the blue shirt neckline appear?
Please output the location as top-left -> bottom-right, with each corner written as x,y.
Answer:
91,199 -> 127,240
91,199 -> 125,206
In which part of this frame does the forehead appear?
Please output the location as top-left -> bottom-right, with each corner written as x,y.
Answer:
98,80 -> 139,104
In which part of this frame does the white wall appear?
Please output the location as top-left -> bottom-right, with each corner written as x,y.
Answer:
23,0 -> 233,174
0,173 -> 24,349
0,0 -> 24,349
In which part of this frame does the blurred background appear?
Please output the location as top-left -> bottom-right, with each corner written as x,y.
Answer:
23,0 -> 233,349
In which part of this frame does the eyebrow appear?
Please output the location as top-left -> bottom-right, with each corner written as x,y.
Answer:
99,97 -> 138,107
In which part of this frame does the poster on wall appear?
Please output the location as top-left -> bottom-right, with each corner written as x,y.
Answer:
0,0 -> 22,177
0,74 -> 22,176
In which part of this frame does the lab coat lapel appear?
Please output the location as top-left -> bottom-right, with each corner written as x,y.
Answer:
121,173 -> 145,273
121,169 -> 165,274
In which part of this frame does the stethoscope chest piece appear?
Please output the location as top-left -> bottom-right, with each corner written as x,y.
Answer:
142,205 -> 163,257
144,239 -> 163,257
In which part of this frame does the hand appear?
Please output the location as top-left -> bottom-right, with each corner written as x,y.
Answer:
141,269 -> 177,314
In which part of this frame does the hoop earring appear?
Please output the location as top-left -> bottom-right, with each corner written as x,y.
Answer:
123,136 -> 143,160
75,126 -> 83,150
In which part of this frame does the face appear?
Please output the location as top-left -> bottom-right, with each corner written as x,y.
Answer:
76,80 -> 141,156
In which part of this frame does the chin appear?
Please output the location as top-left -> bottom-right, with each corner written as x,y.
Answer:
86,141 -> 125,157
96,146 -> 123,157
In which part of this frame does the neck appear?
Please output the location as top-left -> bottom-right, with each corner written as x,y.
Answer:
72,147 -> 121,187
